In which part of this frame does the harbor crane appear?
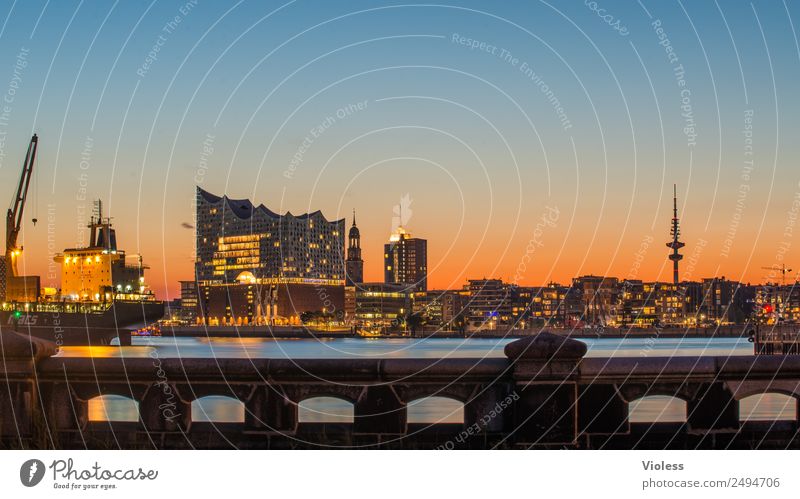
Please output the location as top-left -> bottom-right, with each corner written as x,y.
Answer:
761,264 -> 794,286
4,134 -> 40,302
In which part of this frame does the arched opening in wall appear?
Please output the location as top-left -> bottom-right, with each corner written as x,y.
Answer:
739,393 -> 797,422
628,396 -> 686,423
298,397 -> 354,423
88,395 -> 139,422
191,396 -> 245,423
407,397 -> 464,424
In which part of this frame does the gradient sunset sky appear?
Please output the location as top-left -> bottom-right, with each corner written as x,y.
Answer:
1,0 -> 800,299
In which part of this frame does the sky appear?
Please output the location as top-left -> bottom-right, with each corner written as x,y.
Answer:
1,0 -> 800,299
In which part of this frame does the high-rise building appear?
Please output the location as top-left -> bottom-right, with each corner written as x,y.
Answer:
180,280 -> 199,324
195,187 -> 345,283
345,211 -> 363,286
384,227 -> 427,291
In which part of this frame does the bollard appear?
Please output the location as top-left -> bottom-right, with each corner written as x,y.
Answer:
504,332 -> 586,447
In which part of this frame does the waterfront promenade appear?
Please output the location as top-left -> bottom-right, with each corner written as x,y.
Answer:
1,330 -> 799,449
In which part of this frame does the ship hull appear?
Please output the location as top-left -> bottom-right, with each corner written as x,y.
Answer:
0,300 -> 164,346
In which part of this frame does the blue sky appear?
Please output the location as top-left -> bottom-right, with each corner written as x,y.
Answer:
1,0 -> 800,297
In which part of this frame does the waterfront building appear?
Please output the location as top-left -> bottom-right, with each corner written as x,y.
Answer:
384,226 -> 427,291
164,298 -> 183,323
655,282 -> 683,325
755,283 -> 800,323
195,187 -> 345,283
415,289 -> 469,329
179,280 -> 199,324
464,279 -> 514,331
53,201 -> 152,301
572,275 -> 620,326
699,277 -> 754,325
354,282 -> 412,331
678,281 -> 705,325
197,273 -> 345,326
510,286 -> 542,329
345,211 -> 363,286
616,280 -> 658,326
538,282 -> 578,326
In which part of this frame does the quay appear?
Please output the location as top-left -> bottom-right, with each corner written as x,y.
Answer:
159,324 -> 754,340
1,330 -> 799,449
413,325 -> 755,339
162,325 -> 356,339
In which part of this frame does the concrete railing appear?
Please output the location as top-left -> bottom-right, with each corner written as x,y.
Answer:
1,331 -> 798,449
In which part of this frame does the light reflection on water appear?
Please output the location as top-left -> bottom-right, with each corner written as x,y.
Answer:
59,335 -> 755,359
67,337 -> 795,424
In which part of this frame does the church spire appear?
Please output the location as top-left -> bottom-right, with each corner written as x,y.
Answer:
346,208 -> 363,285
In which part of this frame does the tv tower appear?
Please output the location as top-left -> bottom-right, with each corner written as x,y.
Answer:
666,184 -> 684,284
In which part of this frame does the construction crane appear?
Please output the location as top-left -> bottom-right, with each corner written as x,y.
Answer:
762,264 -> 794,286
4,134 -> 39,302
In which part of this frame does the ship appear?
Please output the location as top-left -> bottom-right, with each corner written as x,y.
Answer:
0,135 -> 164,346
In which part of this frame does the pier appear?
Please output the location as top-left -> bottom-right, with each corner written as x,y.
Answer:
1,330 -> 799,449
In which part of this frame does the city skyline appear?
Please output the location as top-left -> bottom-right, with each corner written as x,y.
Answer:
2,1 -> 800,299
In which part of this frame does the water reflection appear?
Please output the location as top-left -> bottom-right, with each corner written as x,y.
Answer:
88,395 -> 139,422
740,393 -> 797,421
408,397 -> 464,424
58,336 -> 754,360
629,396 -> 686,423
192,396 -> 245,423
298,397 -> 354,423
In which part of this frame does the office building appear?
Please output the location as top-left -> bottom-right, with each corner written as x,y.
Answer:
384,227 -> 427,291
354,282 -> 412,330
